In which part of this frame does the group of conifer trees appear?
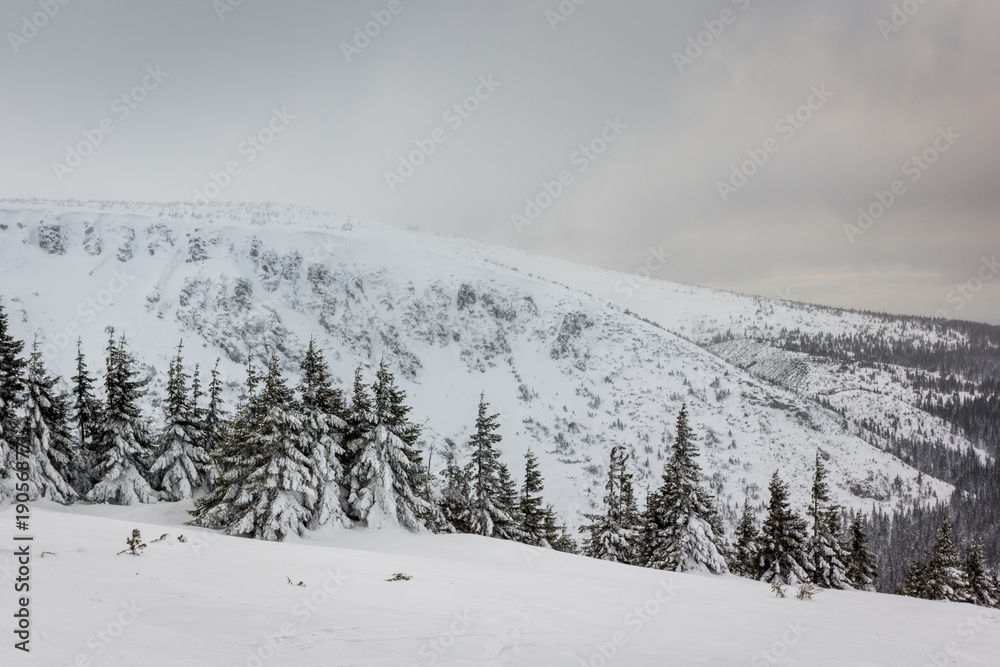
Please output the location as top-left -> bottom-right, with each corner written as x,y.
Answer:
577,407 -> 883,593
0,303 -> 232,507
578,406 -> 731,573
3,300 -> 996,607
0,303 -> 577,548
728,457 -> 879,591
896,518 -> 1000,608
439,394 -> 577,550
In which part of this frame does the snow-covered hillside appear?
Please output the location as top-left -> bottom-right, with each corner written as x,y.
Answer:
0,200 -> 967,526
706,339 -> 989,462
2,503 -> 999,666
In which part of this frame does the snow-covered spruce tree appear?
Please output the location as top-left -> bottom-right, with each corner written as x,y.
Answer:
150,341 -> 211,501
416,468 -> 454,534
50,388 -> 82,494
990,571 -> 1000,609
822,507 -> 852,589
440,449 -> 472,532
542,503 -> 577,553
899,556 -> 929,599
494,461 -> 526,542
20,340 -> 78,503
580,446 -> 635,564
845,510 -> 878,591
808,453 -> 831,579
300,339 -> 345,418
70,338 -> 102,492
189,362 -> 206,441
923,517 -> 970,602
808,453 -> 851,589
0,301 -> 27,499
373,359 -> 448,532
964,540 -> 998,608
192,356 -> 317,540
341,366 -> 371,473
201,359 -> 228,488
707,501 -> 733,565
346,361 -> 430,531
638,405 -> 728,574
757,471 -> 811,585
377,359 -> 420,448
731,501 -> 761,578
465,393 -> 517,539
86,332 -> 161,505
617,448 -> 640,533
191,359 -> 259,527
520,449 -> 549,546
517,451 -> 570,549
298,339 -> 350,529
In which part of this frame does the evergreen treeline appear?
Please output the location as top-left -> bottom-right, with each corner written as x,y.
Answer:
0,307 -> 578,551
769,327 -> 1000,455
919,391 -> 1000,455
1,299 -> 997,608
738,320 -> 1000,607
767,323 -> 1000,385
866,459 -> 1000,598
892,516 -> 1000,607
572,408 -> 897,596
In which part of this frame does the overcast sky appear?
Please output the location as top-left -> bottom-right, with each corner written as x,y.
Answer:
2,1 -> 998,323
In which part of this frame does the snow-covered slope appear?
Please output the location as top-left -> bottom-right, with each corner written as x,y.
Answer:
0,200 -> 965,525
2,503 -> 998,666
706,339 -> 989,462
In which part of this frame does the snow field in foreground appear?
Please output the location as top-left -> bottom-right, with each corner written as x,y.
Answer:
2,503 -> 999,666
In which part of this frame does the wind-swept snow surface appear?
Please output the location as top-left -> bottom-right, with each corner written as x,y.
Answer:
0,503 -> 997,666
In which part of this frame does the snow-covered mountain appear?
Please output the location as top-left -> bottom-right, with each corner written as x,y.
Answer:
0,199 -> 983,527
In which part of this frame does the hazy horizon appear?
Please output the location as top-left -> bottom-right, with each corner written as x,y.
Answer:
2,1 -> 998,323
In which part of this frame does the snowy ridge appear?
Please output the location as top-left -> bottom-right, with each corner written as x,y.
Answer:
0,200 -> 964,527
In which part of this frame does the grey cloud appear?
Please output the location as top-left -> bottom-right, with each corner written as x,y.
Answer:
1,0 -> 997,323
